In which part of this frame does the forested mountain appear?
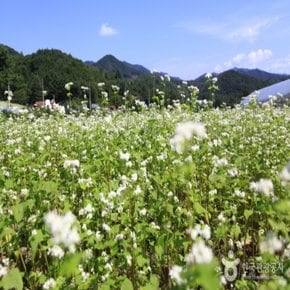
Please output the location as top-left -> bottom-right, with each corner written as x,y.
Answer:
190,69 -> 290,106
89,54 -> 150,79
0,45 -> 118,105
1,43 -> 289,107
233,67 -> 290,82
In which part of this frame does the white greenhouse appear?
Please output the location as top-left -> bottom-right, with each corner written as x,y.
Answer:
241,79 -> 290,105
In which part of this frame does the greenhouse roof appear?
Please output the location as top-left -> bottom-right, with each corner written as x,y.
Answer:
241,79 -> 290,105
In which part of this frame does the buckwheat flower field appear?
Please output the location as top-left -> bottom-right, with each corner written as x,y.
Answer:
0,105 -> 289,289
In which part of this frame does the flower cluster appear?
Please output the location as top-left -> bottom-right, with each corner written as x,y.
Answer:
44,211 -> 80,253
170,121 -> 207,153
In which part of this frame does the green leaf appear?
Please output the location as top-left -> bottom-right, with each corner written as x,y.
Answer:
0,268 -> 23,290
215,225 -> 227,239
196,264 -> 220,290
42,181 -> 58,193
121,278 -> 134,290
193,201 -> 206,215
12,199 -> 35,223
155,244 -> 164,259
140,274 -> 159,290
59,253 -> 81,277
136,255 -> 147,267
185,262 -> 220,290
244,209 -> 253,220
231,224 -> 241,238
1,227 -> 15,241
166,204 -> 173,215
274,199 -> 290,216
4,179 -> 14,189
30,230 -> 44,260
12,203 -> 24,223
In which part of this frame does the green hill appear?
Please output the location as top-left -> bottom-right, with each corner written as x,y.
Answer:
89,54 -> 150,79
1,43 -> 289,107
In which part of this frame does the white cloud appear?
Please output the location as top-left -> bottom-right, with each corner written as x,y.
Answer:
216,49 -> 273,72
266,54 -> 290,72
226,20 -> 272,42
99,23 -> 118,37
178,17 -> 279,43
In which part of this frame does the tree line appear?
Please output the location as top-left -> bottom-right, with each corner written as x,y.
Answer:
1,44 -> 278,108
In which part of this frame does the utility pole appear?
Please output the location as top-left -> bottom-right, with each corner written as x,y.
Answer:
41,78 -> 44,106
7,82 -> 11,108
89,86 -> 92,115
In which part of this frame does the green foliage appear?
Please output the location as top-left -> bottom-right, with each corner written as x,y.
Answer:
0,268 -> 23,290
1,44 -> 289,108
0,95 -> 289,289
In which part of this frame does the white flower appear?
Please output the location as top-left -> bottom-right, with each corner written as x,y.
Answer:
63,159 -> 80,168
102,223 -> 111,232
20,188 -> 29,197
126,255 -> 132,266
43,278 -> 56,289
250,178 -> 274,196
44,211 -> 80,253
164,74 -> 171,82
78,177 -> 93,188
260,232 -> 283,254
101,91 -> 108,98
169,265 -> 184,285
234,189 -> 245,198
139,208 -> 147,216
205,72 -> 212,78
0,264 -> 8,277
150,222 -> 160,230
134,185 -> 142,195
279,162 -> 290,183
228,168 -> 238,177
47,245 -> 65,259
105,262 -> 113,271
170,134 -> 186,154
212,156 -> 228,167
119,152 -> 130,161
176,121 -> 207,140
65,82 -> 73,90
186,239 -> 213,264
218,212 -> 226,222
111,85 -> 120,92
188,226 -> 198,238
131,173 -> 138,182
201,224 -> 211,240
188,224 -> 211,240
95,231 -> 102,241
188,85 -> 199,94
170,121 -> 207,153
209,189 -> 217,195
115,233 -> 124,241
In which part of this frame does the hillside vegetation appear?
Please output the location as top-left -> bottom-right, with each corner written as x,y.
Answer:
0,44 -> 289,107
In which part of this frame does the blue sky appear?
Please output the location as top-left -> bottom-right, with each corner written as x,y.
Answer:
1,0 -> 290,79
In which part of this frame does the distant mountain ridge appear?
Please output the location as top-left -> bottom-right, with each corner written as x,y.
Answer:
87,54 -> 150,79
232,67 -> 290,82
1,42 -> 290,107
